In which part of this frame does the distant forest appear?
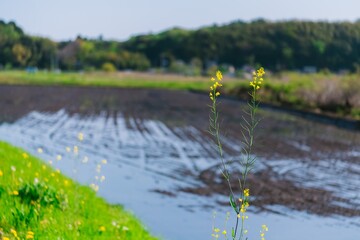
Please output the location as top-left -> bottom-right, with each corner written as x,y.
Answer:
1,19 -> 360,73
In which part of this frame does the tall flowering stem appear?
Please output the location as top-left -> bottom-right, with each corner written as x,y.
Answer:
208,71 -> 236,198
208,68 -> 266,240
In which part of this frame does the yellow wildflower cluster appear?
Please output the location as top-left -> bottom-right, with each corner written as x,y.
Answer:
244,188 -> 250,197
211,227 -> 227,239
209,70 -> 223,101
237,188 -> 250,220
249,67 -> 265,90
26,231 -> 35,239
260,224 -> 269,240
10,229 -> 20,240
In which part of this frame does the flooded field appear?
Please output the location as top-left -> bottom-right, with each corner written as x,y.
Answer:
0,85 -> 359,240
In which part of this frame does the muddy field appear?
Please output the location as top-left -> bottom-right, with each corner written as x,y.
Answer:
0,85 -> 359,239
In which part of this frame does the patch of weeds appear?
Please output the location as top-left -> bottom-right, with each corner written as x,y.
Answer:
17,182 -> 68,210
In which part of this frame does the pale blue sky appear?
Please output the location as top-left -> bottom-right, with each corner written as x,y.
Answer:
0,0 -> 359,41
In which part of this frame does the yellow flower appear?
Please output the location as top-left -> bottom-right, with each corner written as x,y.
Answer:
216,70 -> 223,81
12,190 -> 19,195
222,230 -> 227,235
78,132 -> 84,141
3,237 -> 10,240
26,231 -> 34,239
214,228 -> 220,233
249,67 -> 265,90
99,226 -> 106,232
215,92 -> 220,97
257,67 -> 265,77
10,229 -> 17,236
22,153 -> 29,159
244,188 -> 250,197
0,170 -> 3,176
262,224 -> 269,231
211,77 -> 215,81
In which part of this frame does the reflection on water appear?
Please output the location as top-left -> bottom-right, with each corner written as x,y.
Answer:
0,86 -> 359,240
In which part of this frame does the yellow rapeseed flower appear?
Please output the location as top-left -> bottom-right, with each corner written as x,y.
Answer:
257,67 -> 265,77
3,237 -> 10,240
249,67 -> 265,90
222,230 -> 227,235
216,70 -> 223,81
244,188 -> 250,197
22,153 -> 29,159
209,70 -> 223,101
262,224 -> 269,231
12,190 -> 19,195
259,224 -> 269,240
99,226 -> 106,232
0,170 -> 3,177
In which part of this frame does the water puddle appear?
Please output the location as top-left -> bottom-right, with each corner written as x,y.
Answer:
0,86 -> 359,239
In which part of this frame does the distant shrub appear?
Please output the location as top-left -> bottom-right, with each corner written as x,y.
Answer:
101,62 -> 116,72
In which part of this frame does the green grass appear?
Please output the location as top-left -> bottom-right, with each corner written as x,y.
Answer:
0,141 -> 158,240
0,71 -> 214,91
0,70 -> 359,119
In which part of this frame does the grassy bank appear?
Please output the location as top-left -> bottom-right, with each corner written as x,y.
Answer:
0,141 -> 158,240
229,72 -> 360,120
0,70 -> 359,120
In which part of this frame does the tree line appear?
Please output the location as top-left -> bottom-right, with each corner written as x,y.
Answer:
1,19 -> 360,72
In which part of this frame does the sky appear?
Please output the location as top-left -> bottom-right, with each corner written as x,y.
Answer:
0,0 -> 359,41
